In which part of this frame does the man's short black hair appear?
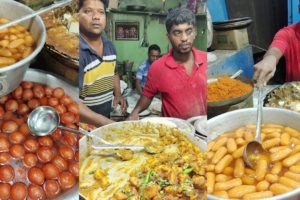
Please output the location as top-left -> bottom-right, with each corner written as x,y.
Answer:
79,0 -> 108,10
165,8 -> 196,33
148,44 -> 161,54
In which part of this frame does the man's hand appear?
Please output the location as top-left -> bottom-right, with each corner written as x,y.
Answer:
113,96 -> 127,113
253,55 -> 277,87
253,47 -> 283,87
127,112 -> 139,121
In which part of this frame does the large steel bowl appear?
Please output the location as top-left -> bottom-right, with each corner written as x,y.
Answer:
207,107 -> 300,200
79,120 -> 207,200
24,68 -> 78,200
0,0 -> 46,96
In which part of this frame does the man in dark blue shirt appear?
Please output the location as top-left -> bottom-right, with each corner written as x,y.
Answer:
79,0 -> 126,127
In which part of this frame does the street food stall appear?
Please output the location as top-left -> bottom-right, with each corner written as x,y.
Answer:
78,0 -> 209,199
0,1 -> 79,199
206,1 -> 300,199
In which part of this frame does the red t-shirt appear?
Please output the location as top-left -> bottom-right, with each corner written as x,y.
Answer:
143,47 -> 207,119
270,22 -> 300,81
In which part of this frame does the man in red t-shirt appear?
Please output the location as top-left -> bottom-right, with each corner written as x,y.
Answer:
129,8 -> 207,120
254,21 -> 300,85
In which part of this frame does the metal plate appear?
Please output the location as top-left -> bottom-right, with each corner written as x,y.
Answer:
24,68 -> 79,200
187,115 -> 207,137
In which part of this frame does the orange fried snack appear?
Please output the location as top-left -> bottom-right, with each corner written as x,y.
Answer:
208,76 -> 253,102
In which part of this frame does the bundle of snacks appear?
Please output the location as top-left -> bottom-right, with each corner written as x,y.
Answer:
0,81 -> 79,199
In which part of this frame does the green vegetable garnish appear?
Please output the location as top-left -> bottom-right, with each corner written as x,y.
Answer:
183,166 -> 193,174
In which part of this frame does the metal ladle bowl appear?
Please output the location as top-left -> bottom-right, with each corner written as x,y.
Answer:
27,106 -> 111,144
27,106 -> 146,149
243,87 -> 266,168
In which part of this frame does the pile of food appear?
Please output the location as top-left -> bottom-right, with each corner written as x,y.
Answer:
0,18 -> 35,67
41,1 -> 79,63
80,122 -> 206,200
208,76 -> 253,102
0,81 -> 79,199
265,82 -> 300,112
207,124 -> 300,199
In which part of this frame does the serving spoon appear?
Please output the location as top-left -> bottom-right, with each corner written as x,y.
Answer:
28,106 -> 151,151
208,69 -> 243,84
243,86 -> 266,168
91,141 -> 164,154
27,106 -> 111,144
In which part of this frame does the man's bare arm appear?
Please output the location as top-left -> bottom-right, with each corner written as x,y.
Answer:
253,47 -> 283,86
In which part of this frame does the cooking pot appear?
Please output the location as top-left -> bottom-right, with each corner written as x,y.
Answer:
207,107 -> 300,200
0,0 -> 46,96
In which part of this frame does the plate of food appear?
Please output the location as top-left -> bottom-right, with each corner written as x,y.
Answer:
265,82 -> 300,112
141,117 -> 196,136
208,76 -> 253,107
41,1 -> 79,68
79,121 -> 207,200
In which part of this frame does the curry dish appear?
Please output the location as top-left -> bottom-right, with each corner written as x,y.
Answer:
80,122 -> 206,200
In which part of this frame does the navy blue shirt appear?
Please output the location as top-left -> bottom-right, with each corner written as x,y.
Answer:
79,35 -> 117,117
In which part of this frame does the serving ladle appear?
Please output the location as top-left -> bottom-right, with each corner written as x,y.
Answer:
27,106 -> 111,144
91,141 -> 164,154
28,106 -> 152,150
243,86 -> 266,168
208,69 -> 243,84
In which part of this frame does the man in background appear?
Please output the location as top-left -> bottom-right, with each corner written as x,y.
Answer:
130,8 -> 207,120
79,0 -> 126,127
135,44 -> 161,94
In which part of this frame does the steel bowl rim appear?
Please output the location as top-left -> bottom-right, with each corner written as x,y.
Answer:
0,0 -> 46,73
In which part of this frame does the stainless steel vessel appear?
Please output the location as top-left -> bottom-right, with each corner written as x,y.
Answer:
24,68 -> 79,200
207,107 -> 300,200
0,0 -> 46,96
